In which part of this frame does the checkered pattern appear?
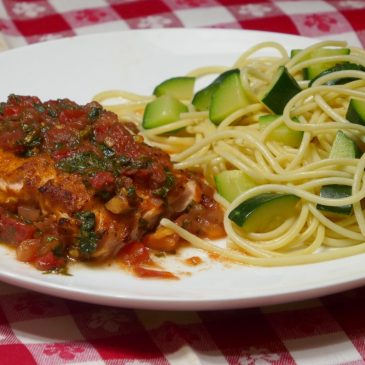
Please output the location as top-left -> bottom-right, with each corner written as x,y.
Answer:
0,0 -> 363,48
2,280 -> 365,364
0,0 -> 364,364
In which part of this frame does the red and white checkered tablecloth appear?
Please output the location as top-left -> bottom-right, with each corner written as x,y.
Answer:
0,1 -> 365,364
0,0 -> 363,48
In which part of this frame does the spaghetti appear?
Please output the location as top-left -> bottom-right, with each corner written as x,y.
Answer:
94,40 -> 365,266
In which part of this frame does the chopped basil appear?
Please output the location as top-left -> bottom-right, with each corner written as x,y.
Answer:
117,155 -> 131,166
79,232 -> 99,255
74,211 -> 99,255
33,104 -> 46,113
23,132 -> 41,148
130,157 -> 152,169
56,152 -> 108,174
75,211 -> 96,232
24,149 -> 37,157
47,109 -> 58,118
127,186 -> 136,197
153,170 -> 175,198
56,150 -> 153,178
100,144 -> 115,158
88,107 -> 102,121
52,244 -> 63,257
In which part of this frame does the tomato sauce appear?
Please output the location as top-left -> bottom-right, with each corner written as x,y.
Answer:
0,94 -> 225,276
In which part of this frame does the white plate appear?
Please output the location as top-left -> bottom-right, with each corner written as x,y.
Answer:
0,28 -> 364,310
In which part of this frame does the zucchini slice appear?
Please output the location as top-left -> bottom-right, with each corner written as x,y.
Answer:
291,48 -> 350,79
228,193 -> 300,232
306,48 -> 350,79
317,185 -> 352,216
309,63 -> 365,87
153,76 -> 195,100
260,66 -> 301,115
214,170 -> 256,202
346,98 -> 365,126
316,131 -> 360,215
209,70 -> 250,125
259,114 -> 303,148
142,95 -> 188,129
290,49 -> 301,58
329,130 -> 361,159
192,69 -> 238,112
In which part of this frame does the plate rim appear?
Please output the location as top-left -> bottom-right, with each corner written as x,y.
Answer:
0,28 -> 362,310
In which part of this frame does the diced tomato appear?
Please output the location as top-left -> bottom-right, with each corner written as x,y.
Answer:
3,105 -> 21,118
90,171 -> 115,191
59,109 -> 85,124
118,241 -> 151,266
52,148 -> 74,161
34,252 -> 65,271
94,119 -> 131,152
7,94 -> 40,108
134,267 -> 177,279
0,129 -> 25,153
44,126 -> 79,153
0,214 -> 36,245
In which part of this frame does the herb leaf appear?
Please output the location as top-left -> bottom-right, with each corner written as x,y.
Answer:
79,232 -> 99,255
153,170 -> 175,198
88,107 -> 102,121
75,211 -> 96,231
57,152 -> 108,174
74,211 -> 99,255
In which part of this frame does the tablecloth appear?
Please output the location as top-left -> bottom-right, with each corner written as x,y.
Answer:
0,1 -> 365,364
0,0 -> 364,48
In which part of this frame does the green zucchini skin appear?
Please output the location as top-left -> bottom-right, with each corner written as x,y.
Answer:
192,69 -> 238,111
346,99 -> 365,126
306,48 -> 350,79
316,131 -> 360,215
329,130 -> 362,159
228,193 -> 300,232
260,66 -> 301,115
209,70 -> 250,125
317,185 -> 353,216
291,48 -> 351,80
309,63 -> 365,87
214,170 -> 256,202
290,49 -> 301,58
258,114 -> 303,148
142,95 -> 188,129
153,76 -> 195,100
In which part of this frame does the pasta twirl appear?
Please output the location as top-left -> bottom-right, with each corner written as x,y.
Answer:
94,40 -> 365,266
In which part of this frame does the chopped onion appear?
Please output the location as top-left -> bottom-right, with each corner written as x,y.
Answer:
143,227 -> 180,251
16,239 -> 41,262
105,195 -> 129,214
17,206 -> 40,221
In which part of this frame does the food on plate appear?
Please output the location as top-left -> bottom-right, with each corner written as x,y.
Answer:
0,95 -> 224,274
95,40 -> 365,266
